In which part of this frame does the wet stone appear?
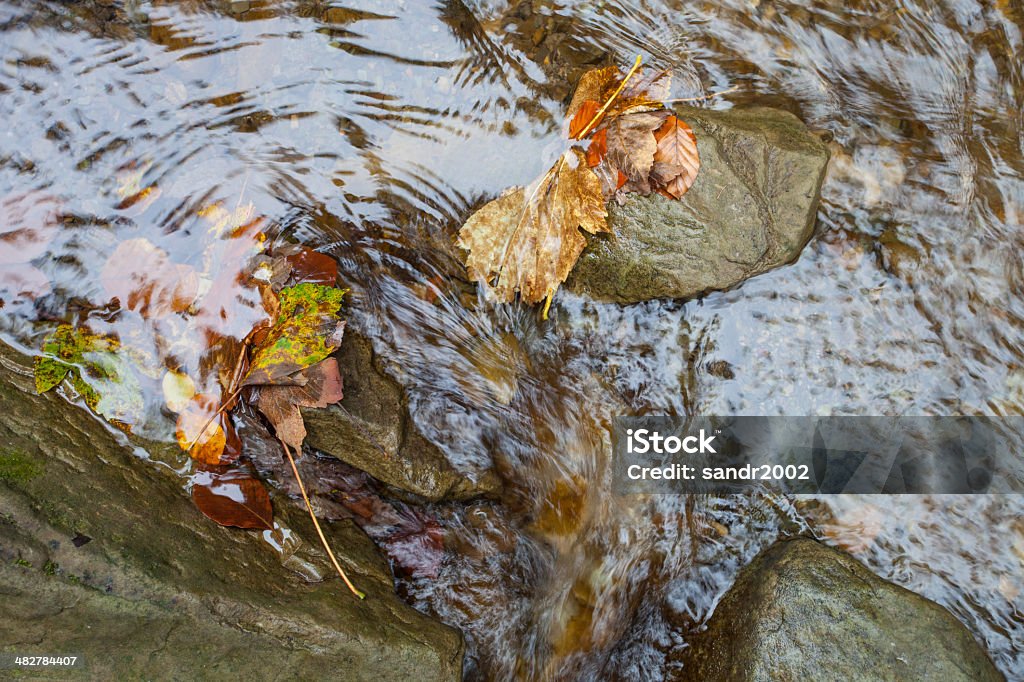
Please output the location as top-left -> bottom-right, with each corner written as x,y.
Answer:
302,329 -> 502,502
0,342 -> 463,681
681,538 -> 1003,681
568,105 -> 830,303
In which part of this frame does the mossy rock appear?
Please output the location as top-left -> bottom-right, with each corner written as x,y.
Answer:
0,341 -> 463,681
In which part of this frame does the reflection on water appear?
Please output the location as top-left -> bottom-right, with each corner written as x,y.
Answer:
1,0 -> 1022,679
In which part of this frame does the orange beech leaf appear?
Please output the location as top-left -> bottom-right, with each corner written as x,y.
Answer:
568,99 -> 602,139
585,129 -> 608,168
651,115 -> 701,199
191,468 -> 273,530
176,393 -> 233,465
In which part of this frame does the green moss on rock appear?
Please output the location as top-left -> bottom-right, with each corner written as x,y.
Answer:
0,450 -> 43,484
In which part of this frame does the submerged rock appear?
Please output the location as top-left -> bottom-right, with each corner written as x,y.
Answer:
681,538 -> 1003,681
302,330 -> 501,502
569,106 -> 829,303
0,343 -> 463,681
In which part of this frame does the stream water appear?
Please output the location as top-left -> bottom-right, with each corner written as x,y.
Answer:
1,0 -> 1022,679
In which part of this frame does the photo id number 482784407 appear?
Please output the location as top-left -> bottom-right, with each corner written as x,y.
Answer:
0,655 -> 83,669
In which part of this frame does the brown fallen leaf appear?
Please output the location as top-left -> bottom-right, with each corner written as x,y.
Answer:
604,111 -> 667,192
456,149 -> 608,304
457,58 -> 703,315
101,238 -> 200,318
565,66 -> 621,123
191,467 -> 273,530
651,115 -> 701,199
566,63 -> 668,131
254,357 -> 344,450
286,247 -> 339,286
175,393 -> 240,465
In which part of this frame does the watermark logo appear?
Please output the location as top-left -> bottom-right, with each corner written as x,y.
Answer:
612,416 -> 1024,495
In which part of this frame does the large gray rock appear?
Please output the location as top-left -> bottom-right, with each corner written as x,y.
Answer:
0,342 -> 463,681
681,538 -> 1002,682
302,330 -> 501,502
569,106 -> 829,303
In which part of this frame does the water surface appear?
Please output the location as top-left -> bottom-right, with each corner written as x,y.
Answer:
1,0 -> 1022,679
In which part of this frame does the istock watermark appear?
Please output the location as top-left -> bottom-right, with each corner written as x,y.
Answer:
612,416 -> 1024,494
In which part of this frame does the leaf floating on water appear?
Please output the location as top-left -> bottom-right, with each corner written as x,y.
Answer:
34,324 -> 144,430
651,115 -> 701,199
101,238 -> 200,319
457,149 -> 608,304
191,468 -> 273,530
175,393 -> 235,466
162,369 -> 196,413
242,282 -> 347,386
286,248 -> 339,286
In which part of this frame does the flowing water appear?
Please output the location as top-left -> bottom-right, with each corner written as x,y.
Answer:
1,0 -> 1023,679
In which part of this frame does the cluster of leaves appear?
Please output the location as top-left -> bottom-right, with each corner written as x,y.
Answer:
34,241 -> 347,519
457,58 -> 701,313
33,196 -> 363,596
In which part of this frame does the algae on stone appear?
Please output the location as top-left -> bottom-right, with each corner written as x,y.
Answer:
1,341 -> 464,680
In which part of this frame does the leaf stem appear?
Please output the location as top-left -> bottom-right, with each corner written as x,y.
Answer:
540,291 -> 554,320
280,439 -> 365,599
184,385 -> 244,454
618,85 -> 741,116
576,54 -> 644,140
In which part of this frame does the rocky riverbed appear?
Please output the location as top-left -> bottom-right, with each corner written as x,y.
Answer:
2,0 -> 1023,680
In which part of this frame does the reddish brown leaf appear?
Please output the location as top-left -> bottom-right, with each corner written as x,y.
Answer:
605,111 -> 666,192
191,468 -> 273,530
585,129 -> 607,168
568,99 -> 602,140
286,248 -> 338,286
651,115 -> 701,199
254,357 -> 343,450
